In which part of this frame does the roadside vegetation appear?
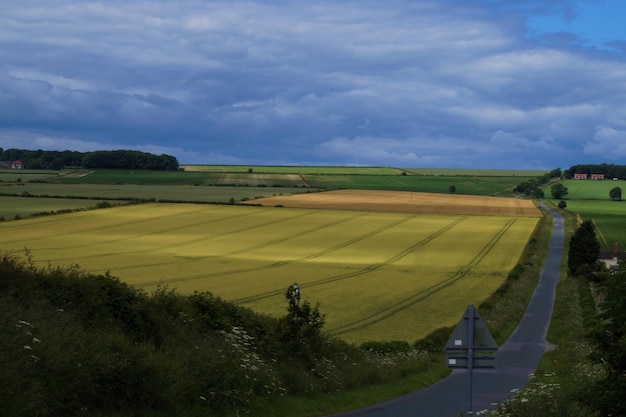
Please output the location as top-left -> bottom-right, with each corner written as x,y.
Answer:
482,197 -> 626,417
0,250 -> 446,417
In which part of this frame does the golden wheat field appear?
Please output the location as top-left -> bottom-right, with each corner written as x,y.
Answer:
244,189 -> 542,217
0,191 -> 541,343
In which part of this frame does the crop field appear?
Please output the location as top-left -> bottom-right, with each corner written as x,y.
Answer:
561,179 -> 626,250
0,191 -> 540,343
303,174 -> 533,195
0,183 -> 304,204
245,189 -> 542,217
181,165 -> 404,175
0,196 -> 111,220
182,165 -> 546,177
563,200 -> 626,250
0,167 -> 544,196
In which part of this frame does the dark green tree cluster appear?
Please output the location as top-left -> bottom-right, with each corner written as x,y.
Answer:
567,220 -> 600,276
513,168 -> 561,198
588,262 -> 626,416
0,148 -> 179,170
564,163 -> 626,180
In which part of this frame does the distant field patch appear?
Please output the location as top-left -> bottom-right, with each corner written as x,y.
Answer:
205,173 -> 309,187
245,189 -> 542,217
559,179 -> 626,250
0,200 -> 539,343
564,179 -> 626,200
181,165 -> 403,175
1,182 -> 305,204
0,195 -> 111,220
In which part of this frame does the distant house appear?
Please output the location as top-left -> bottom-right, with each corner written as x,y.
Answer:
574,173 -> 588,180
0,160 -> 23,169
591,174 -> 605,180
600,242 -> 626,271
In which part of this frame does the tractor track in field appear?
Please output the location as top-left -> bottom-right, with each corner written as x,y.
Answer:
229,216 -> 469,304
6,203 -> 229,248
135,213 -> 421,288
31,206 -> 319,256
328,218 -> 517,336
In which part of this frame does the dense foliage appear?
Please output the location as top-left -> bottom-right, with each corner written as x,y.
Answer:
551,183 -> 569,199
567,220 -> 600,276
0,148 -> 179,170
564,163 -> 626,180
0,252 -> 435,417
588,263 -> 626,416
513,168 -> 560,197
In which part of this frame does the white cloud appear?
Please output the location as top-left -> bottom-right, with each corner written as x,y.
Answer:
584,127 -> 626,160
1,0 -> 625,168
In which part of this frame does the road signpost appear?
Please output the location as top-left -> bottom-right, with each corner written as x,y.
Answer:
445,304 -> 498,416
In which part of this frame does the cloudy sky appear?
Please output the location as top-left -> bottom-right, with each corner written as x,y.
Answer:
1,0 -> 625,169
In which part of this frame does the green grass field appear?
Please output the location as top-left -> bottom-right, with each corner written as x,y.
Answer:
305,174 -> 529,195
181,165 -> 404,175
0,196 -> 111,220
559,179 -> 626,250
0,182 -> 306,204
182,165 -> 546,177
0,203 -> 538,343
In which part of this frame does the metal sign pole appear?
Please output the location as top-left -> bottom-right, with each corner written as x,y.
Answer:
445,304 -> 498,416
467,305 -> 475,416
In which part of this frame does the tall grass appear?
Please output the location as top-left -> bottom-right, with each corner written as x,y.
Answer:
0,251 -> 438,417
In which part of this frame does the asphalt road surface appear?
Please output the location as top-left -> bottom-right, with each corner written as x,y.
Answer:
328,206 -> 564,417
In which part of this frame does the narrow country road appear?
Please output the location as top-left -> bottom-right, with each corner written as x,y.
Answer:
328,205 -> 564,417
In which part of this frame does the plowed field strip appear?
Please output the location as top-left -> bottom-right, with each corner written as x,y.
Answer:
328,218 -> 517,336
231,217 -> 468,303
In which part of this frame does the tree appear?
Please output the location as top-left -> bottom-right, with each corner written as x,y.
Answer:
550,183 -> 569,199
588,263 -> 626,416
449,185 -> 456,193
610,186 -> 622,201
567,220 -> 600,275
278,283 -> 326,364
558,200 -> 566,209
549,167 -> 562,178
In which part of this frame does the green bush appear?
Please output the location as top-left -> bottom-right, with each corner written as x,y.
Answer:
0,253 -> 439,416
360,340 -> 412,355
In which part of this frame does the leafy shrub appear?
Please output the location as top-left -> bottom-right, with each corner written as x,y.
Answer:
360,340 -> 412,355
0,254 -> 440,416
414,326 -> 454,353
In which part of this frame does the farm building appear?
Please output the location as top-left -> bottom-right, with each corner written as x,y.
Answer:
0,160 -> 23,169
572,173 -> 606,180
600,242 -> 626,271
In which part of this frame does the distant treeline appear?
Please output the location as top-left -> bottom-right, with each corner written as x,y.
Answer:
0,148 -> 179,171
564,163 -> 626,180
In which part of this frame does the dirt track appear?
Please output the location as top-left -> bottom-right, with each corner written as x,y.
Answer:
243,189 -> 542,217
